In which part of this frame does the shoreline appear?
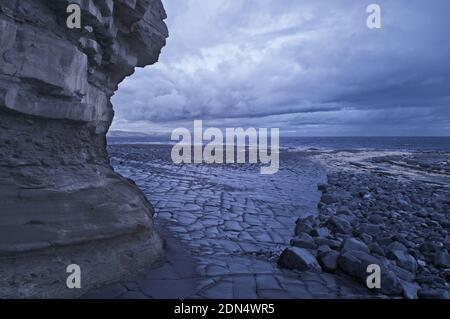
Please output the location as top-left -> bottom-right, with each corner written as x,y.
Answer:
85,144 -> 449,298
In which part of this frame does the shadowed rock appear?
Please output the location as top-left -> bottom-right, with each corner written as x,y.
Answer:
0,0 -> 168,298
278,247 -> 322,272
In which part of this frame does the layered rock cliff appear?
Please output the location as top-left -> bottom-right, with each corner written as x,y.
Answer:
0,0 -> 168,298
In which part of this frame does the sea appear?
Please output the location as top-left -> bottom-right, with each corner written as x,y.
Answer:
107,136 -> 450,152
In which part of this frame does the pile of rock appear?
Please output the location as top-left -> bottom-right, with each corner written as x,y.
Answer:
279,171 -> 450,299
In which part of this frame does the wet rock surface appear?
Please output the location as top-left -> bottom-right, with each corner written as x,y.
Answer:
280,151 -> 450,299
85,145 -> 377,299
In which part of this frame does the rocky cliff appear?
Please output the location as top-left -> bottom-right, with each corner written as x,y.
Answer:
0,0 -> 168,298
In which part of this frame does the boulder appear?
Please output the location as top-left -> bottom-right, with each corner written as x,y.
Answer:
418,288 -> 450,299
380,269 -> 403,296
317,245 -> 332,254
360,233 -> 373,245
387,241 -> 408,256
318,250 -> 339,272
321,194 -> 338,204
368,214 -> 384,224
315,237 -> 342,250
290,233 -> 317,249
400,280 -> 419,299
278,247 -> 322,272
295,223 -> 313,236
338,250 -> 402,295
416,274 -> 446,286
369,243 -> 385,257
391,264 -> 416,282
419,242 -> 441,254
341,238 -> 370,254
358,223 -> 383,236
326,216 -> 352,234
391,250 -> 418,273
434,251 -> 450,269
338,250 -> 379,279
311,227 -> 331,237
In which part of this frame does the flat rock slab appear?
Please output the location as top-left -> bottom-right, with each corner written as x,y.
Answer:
86,145 -> 376,299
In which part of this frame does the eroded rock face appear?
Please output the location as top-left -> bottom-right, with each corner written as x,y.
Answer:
0,0 -> 168,298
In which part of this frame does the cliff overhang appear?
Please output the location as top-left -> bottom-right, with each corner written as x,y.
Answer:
0,0 -> 168,298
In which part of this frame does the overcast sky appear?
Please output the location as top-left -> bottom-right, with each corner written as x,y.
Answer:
110,0 -> 450,136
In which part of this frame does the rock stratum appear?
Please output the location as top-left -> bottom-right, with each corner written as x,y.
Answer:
0,0 -> 168,298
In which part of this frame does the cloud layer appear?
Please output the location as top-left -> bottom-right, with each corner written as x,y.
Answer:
111,0 -> 450,136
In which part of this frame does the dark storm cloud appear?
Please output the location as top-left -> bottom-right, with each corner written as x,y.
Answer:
111,0 -> 450,136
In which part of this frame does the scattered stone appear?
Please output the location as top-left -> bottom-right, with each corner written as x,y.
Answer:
391,250 -> 418,273
337,207 -> 352,215
278,247 -> 322,272
338,249 -> 403,296
317,245 -> 332,254
321,194 -> 337,205
318,251 -> 339,272
360,233 -> 373,245
419,242 -> 440,254
326,216 -> 352,234
377,236 -> 394,247
341,238 -> 370,254
334,190 -> 353,200
358,223 -> 383,236
418,288 -> 450,299
387,241 -> 408,254
369,243 -> 385,257
416,274 -> 446,286
311,227 -> 330,238
295,223 -> 313,236
290,233 -> 317,249
400,280 -> 419,299
337,250 -> 380,279
380,269 -> 403,296
434,251 -> 450,269
392,265 -> 415,282
359,191 -> 372,199
315,237 -> 341,250
368,214 -> 384,224
417,259 -> 426,268
283,156 -> 450,299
